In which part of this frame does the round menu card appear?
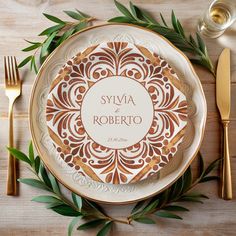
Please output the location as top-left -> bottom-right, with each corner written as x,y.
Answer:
46,42 -> 188,184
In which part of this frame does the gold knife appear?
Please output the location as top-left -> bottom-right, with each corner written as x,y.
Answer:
216,48 -> 232,200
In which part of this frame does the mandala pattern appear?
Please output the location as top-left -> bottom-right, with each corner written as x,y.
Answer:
46,42 -> 188,184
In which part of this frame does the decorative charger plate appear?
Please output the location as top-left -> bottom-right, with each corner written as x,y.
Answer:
30,24 -> 206,204
46,42 -> 188,184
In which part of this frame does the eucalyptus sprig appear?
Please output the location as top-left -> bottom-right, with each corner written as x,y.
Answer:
9,143 -> 220,236
109,1 -> 215,75
18,10 -> 95,73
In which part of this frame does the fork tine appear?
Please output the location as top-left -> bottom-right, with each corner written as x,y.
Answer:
4,56 -> 8,86
11,56 -> 17,85
10,56 -> 16,85
13,57 -> 20,84
7,56 -> 13,85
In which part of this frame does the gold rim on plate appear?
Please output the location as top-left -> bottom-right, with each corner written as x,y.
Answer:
29,23 -> 207,205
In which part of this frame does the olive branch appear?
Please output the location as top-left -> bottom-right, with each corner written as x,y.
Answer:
9,143 -> 220,236
18,10 -> 95,74
109,1 -> 215,75
14,1 -> 219,235
19,1 -> 215,76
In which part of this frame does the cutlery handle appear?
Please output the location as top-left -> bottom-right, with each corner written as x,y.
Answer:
7,101 -> 17,196
221,120 -> 232,200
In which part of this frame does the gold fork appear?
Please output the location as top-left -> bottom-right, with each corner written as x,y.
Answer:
4,56 -> 22,196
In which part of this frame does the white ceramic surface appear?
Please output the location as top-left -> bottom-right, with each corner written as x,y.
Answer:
45,41 -> 188,185
30,24 -> 207,204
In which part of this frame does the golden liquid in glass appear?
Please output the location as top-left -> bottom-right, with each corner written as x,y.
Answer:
210,6 -> 231,25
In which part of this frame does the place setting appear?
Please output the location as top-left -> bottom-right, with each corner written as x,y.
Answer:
2,0 -> 236,235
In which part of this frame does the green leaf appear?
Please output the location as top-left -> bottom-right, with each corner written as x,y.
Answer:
198,152 -> 205,177
108,16 -> 132,23
30,56 -> 34,70
156,188 -> 169,207
24,40 -> 41,45
41,31 -> 57,58
148,25 -> 176,39
28,141 -> 34,163
64,10 -> 83,20
114,0 -> 134,19
182,166 -> 192,193
51,204 -> 81,217
183,193 -> 209,199
138,8 -> 158,24
162,205 -> 189,212
189,34 -> 197,48
84,199 -> 105,215
131,200 -> 146,214
196,32 -> 206,54
39,164 -> 52,188
97,221 -> 112,236
32,57 -> 38,74
72,192 -> 82,211
197,56 -> 215,75
142,199 -> 159,214
73,21 -> 87,32
129,1 -> 137,18
22,43 -> 41,52
43,13 -> 65,24
178,196 -> 203,204
68,216 -> 81,236
170,176 -> 184,200
46,202 -> 64,209
34,156 -> 40,174
49,173 -> 61,195
39,47 -> 48,65
30,56 -> 38,74
18,55 -> 33,68
8,147 -> 32,165
171,11 -> 185,38
190,59 -> 206,66
203,158 -> 221,177
155,211 -> 182,220
18,178 -> 50,191
32,195 -> 62,204
160,13 -> 168,27
200,176 -> 220,182
134,217 -> 155,224
171,10 -> 178,30
56,28 -> 74,46
76,9 -> 90,19
39,24 -> 64,36
176,20 -> 185,38
78,219 -> 105,230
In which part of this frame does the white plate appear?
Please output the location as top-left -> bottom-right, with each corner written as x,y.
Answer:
30,23 -> 207,204
45,41 -> 188,185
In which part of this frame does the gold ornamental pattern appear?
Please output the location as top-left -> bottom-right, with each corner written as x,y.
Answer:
46,42 -> 188,184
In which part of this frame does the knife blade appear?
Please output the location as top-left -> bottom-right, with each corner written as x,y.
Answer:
216,48 -> 231,120
216,48 -> 232,200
